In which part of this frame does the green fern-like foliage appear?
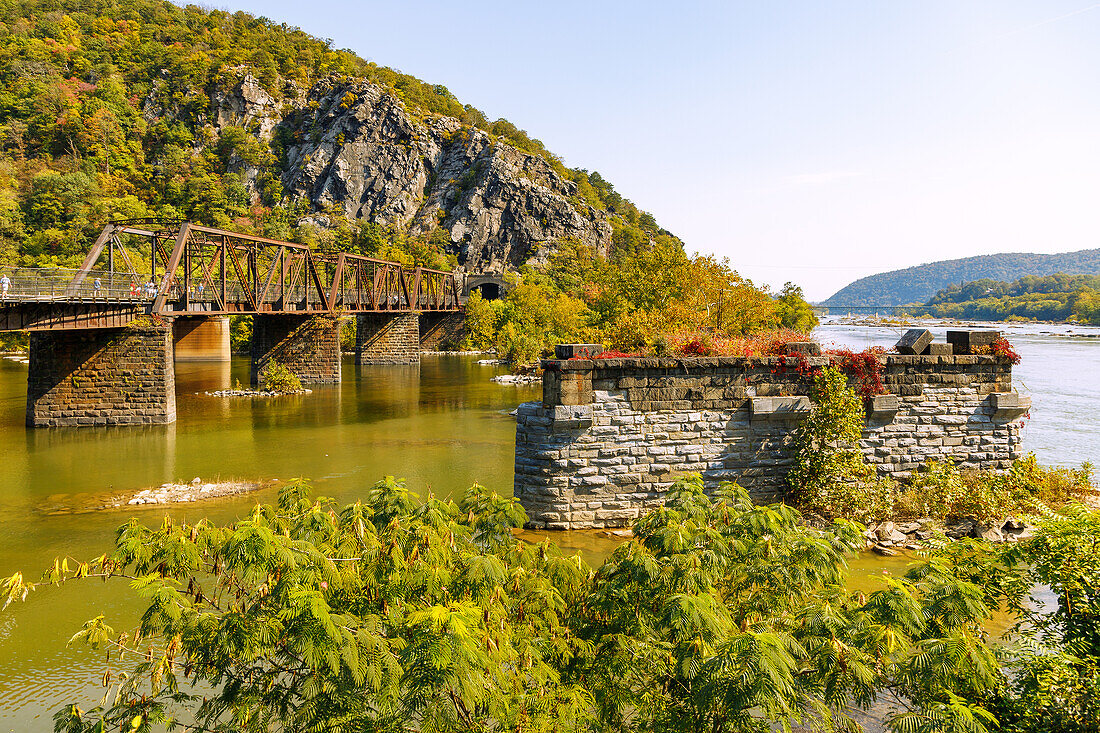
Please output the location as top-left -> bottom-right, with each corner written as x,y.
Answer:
7,473 -> 1095,733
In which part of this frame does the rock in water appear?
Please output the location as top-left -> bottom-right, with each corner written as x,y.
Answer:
875,521 -> 908,544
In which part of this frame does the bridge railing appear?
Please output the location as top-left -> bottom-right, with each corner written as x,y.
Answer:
0,267 -> 156,301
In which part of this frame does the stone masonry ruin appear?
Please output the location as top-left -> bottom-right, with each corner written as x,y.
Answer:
513,333 -> 1031,530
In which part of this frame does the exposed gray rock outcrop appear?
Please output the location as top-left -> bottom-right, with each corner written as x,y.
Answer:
195,75 -> 611,272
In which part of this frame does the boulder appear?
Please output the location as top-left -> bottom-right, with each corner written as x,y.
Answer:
875,521 -> 908,544
946,520 -> 975,539
972,521 -> 1006,543
873,544 -> 900,556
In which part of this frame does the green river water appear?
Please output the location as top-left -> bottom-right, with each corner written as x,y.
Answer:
0,322 -> 1096,728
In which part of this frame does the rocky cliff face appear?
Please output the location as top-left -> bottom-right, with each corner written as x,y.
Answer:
206,75 -> 611,273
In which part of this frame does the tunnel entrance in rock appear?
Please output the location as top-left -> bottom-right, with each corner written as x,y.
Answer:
474,282 -> 502,300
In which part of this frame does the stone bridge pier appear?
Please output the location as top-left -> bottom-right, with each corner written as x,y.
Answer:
356,313 -> 420,365
173,316 -> 231,361
26,321 -> 176,427
418,312 -> 465,351
250,314 -> 341,385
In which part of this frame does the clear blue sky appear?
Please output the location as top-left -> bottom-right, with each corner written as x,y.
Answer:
223,0 -> 1100,299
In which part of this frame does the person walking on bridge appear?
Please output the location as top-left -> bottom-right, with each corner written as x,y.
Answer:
93,277 -> 102,298
0,273 -> 9,298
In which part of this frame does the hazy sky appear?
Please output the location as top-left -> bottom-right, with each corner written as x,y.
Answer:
224,0 -> 1100,300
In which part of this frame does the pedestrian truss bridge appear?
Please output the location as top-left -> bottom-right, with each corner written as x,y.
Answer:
0,219 -> 463,332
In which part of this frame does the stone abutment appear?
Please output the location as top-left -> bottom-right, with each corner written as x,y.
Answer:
356,313 -> 420,365
514,353 -> 1029,529
26,321 -> 176,427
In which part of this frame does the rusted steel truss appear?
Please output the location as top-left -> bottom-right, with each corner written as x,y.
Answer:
65,220 -> 462,319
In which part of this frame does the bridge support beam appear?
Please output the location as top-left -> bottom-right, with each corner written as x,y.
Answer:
418,312 -> 465,350
251,315 -> 341,385
356,313 -> 420,365
173,316 -> 231,362
26,321 -> 176,427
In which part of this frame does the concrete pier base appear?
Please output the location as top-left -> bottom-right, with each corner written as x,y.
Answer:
26,321 -> 176,427
173,316 -> 231,361
418,312 -> 465,350
356,313 -> 420,365
250,315 -> 341,385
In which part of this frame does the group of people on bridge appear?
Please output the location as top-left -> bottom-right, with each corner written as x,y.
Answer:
0,272 -> 187,300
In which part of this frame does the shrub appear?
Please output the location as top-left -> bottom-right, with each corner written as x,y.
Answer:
971,337 -> 1022,364
827,347 -> 885,398
258,361 -> 302,392
6,474 -> 1019,733
788,365 -> 895,522
648,334 -> 671,356
895,460 -> 997,521
664,328 -> 814,357
459,290 -> 499,351
895,455 -> 1094,522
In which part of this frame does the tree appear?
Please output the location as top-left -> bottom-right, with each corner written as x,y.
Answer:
775,282 -> 819,331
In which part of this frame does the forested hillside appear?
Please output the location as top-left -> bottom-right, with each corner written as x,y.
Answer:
912,272 -> 1100,324
824,249 -> 1100,308
0,0 -> 630,268
0,0 -> 816,358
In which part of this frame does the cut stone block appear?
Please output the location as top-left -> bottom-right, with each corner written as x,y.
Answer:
550,404 -> 593,429
868,394 -> 900,417
921,342 -> 953,356
992,392 -> 1031,420
554,343 -> 604,359
543,369 -> 593,407
783,341 -> 822,356
750,396 -> 812,419
896,329 -> 933,355
947,330 -> 1000,355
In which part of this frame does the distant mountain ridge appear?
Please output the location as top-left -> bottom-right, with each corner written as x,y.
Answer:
823,249 -> 1100,308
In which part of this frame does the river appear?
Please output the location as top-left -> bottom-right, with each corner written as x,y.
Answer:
0,322 -> 1096,729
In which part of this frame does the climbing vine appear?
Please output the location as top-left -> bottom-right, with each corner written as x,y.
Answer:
981,336 -> 1022,365
827,347 -> 885,398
